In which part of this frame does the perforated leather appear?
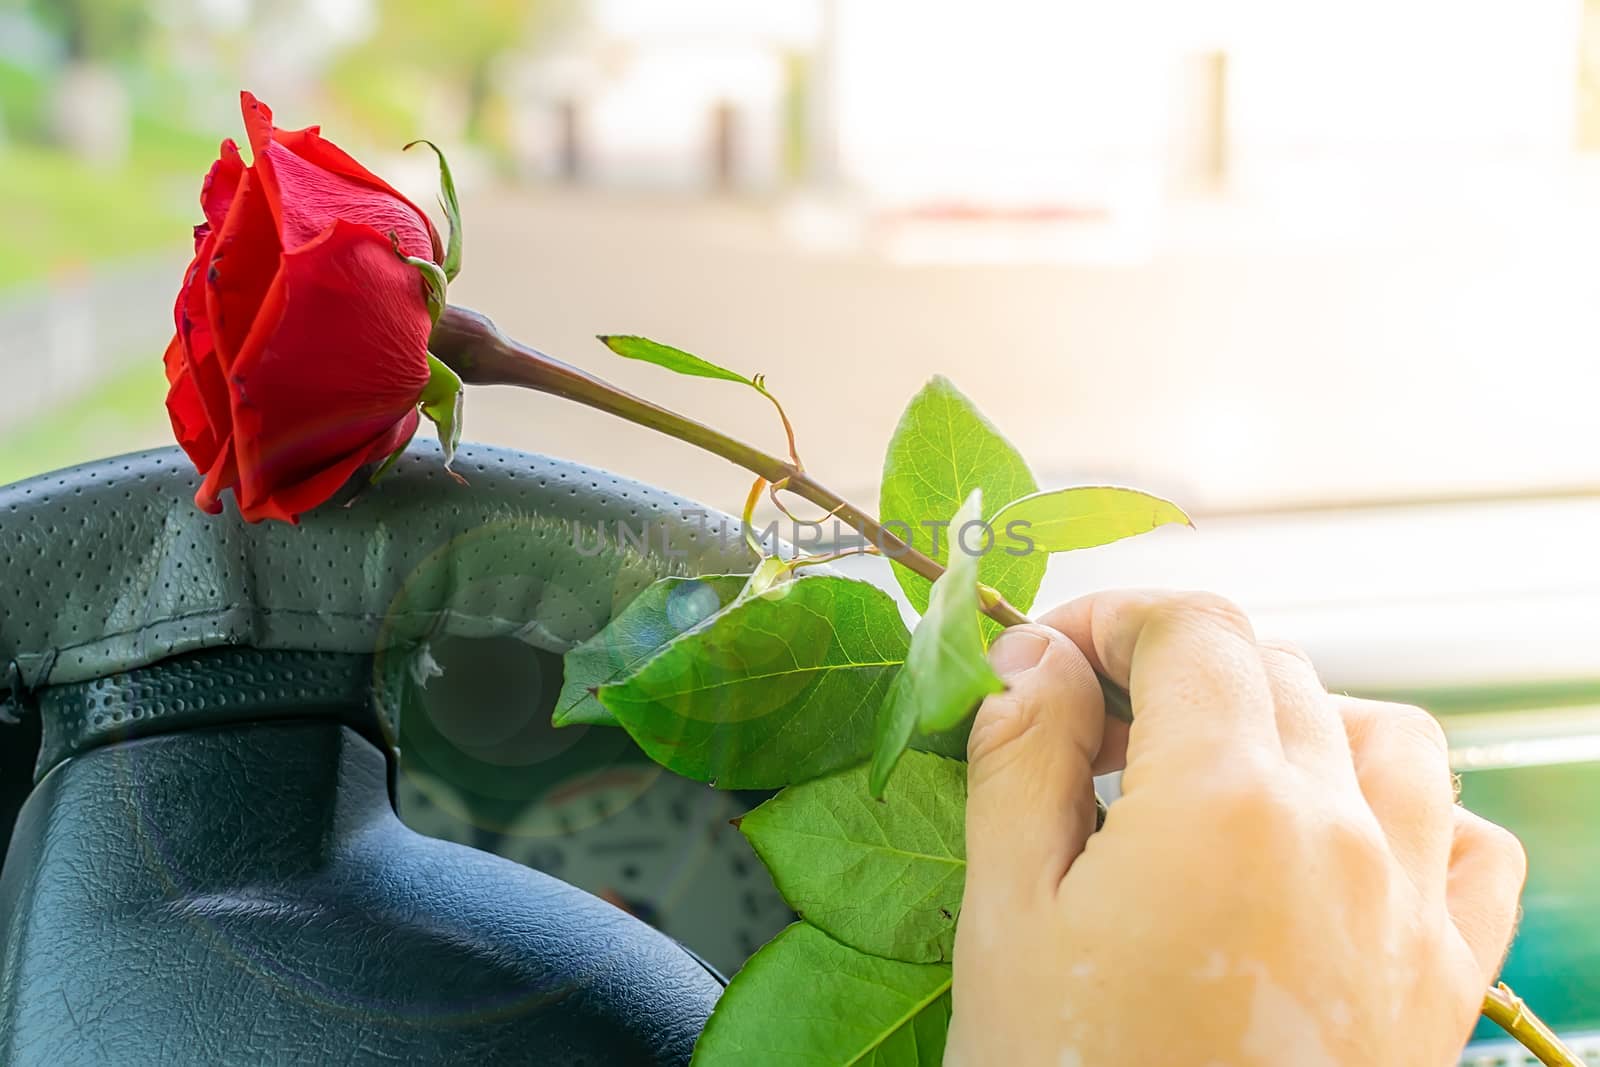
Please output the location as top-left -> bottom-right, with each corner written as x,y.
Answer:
34,647 -> 377,776
0,442 -> 754,698
0,442 -> 758,1065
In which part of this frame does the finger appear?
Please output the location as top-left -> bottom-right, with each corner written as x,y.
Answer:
1257,640 -> 1355,788
1448,807 -> 1527,990
1039,590 -> 1280,774
1034,605 -> 1129,774
1092,715 -> 1129,776
965,625 -> 1105,901
1338,696 -> 1455,903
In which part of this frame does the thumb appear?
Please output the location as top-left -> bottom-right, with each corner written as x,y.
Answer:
965,625 -> 1106,906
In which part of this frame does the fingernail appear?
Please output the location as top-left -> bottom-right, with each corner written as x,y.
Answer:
988,629 -> 1050,679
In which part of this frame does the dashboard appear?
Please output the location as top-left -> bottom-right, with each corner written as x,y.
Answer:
388,497 -> 1600,1054
390,634 -> 793,977
397,765 -> 792,976
1,470 -> 1591,1060
0,494 -> 1508,1055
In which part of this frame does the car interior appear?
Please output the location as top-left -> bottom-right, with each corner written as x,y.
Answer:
10,451 -> 1586,1062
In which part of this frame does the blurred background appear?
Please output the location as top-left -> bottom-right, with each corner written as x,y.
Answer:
2,0 -> 1597,508
1,0 -> 1597,1047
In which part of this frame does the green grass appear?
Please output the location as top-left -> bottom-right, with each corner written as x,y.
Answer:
0,144 -> 199,288
0,357 -> 170,484
0,61 -> 220,289
0,61 -> 49,141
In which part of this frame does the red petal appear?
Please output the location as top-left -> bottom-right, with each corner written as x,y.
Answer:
201,139 -> 246,233
173,231 -> 234,445
194,436 -> 240,515
272,124 -> 443,264
240,91 -> 276,165
171,242 -> 205,354
236,408 -> 419,524
161,332 -> 185,385
204,166 -> 281,368
362,405 -> 421,465
260,141 -> 434,260
163,335 -> 220,470
238,91 -> 436,263
229,219 -> 432,518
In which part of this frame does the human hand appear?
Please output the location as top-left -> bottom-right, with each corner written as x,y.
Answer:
944,591 -> 1526,1067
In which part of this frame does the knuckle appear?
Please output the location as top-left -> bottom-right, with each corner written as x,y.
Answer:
1258,644 -> 1326,699
1194,777 -> 1313,877
1258,639 -> 1317,673
1461,812 -> 1529,883
1390,703 -> 1450,755
1196,756 -> 1291,828
1323,807 -> 1391,874
1496,827 -> 1530,885
1154,591 -> 1256,642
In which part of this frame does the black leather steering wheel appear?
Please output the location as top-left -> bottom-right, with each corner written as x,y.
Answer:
0,442 -> 756,1065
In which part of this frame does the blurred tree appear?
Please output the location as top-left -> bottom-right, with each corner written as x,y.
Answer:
7,0 -> 149,162
333,0 -> 565,147
22,0 -> 150,62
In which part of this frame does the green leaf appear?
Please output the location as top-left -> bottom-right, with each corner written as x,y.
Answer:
554,574 -> 749,728
992,485 -> 1191,553
879,376 -> 1045,630
690,923 -> 951,1066
599,335 -> 751,385
597,574 -> 909,789
870,491 -> 1004,795
736,554 -> 790,601
404,139 -> 462,281
368,436 -> 409,486
740,751 -> 967,963
419,353 -> 464,469
389,230 -> 448,324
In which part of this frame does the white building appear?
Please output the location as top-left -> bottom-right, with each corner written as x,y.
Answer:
509,0 -> 1592,235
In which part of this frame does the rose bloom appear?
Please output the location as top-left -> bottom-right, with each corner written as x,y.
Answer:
163,92 -> 442,522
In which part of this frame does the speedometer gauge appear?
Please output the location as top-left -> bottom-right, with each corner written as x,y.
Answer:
500,765 -> 792,973
388,634 -> 794,975
396,763 -> 792,975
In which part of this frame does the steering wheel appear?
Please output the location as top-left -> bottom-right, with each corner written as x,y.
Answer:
0,442 -> 771,1064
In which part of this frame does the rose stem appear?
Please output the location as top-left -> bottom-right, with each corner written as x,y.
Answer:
431,303 -> 1132,719
1481,985 -> 1584,1067
434,305 -> 1576,1055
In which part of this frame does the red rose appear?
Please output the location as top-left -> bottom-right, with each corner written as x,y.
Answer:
163,91 -> 443,523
